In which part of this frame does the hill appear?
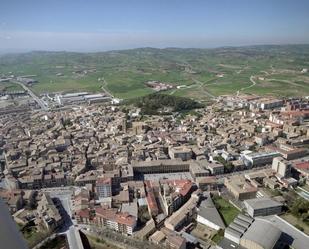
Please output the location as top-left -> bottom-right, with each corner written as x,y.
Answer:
0,44 -> 309,99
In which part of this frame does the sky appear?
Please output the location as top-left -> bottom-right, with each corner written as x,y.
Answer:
0,0 -> 309,52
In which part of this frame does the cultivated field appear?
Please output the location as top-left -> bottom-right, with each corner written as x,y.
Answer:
0,45 -> 309,99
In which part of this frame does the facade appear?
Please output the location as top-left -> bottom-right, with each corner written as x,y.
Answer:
206,161 -> 225,175
132,159 -> 190,174
272,157 -> 291,177
243,152 -> 280,167
164,192 -> 199,231
224,175 -> 257,200
95,207 -> 136,235
96,177 -> 112,199
168,146 -> 192,161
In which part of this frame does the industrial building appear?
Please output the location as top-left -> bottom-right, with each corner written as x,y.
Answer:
244,197 -> 283,217
220,214 -> 282,249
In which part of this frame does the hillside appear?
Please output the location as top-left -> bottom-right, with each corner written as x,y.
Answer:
0,44 -> 309,99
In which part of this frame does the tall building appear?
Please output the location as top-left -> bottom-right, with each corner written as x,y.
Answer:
96,177 -> 112,199
272,157 -> 291,177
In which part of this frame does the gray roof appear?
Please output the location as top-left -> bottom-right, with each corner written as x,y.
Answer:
237,213 -> 254,224
0,198 -> 28,249
198,196 -> 225,229
229,222 -> 247,234
258,215 -> 309,249
241,219 -> 281,249
234,217 -> 251,229
218,238 -> 246,249
244,197 -> 282,210
225,227 -> 242,239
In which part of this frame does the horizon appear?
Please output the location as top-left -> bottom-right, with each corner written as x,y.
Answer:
1,0 -> 309,52
1,42 -> 309,55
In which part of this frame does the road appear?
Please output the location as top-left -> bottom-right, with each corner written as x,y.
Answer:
237,75 -> 257,95
45,188 -> 84,249
101,78 -> 114,98
11,80 -> 49,111
192,78 -> 216,99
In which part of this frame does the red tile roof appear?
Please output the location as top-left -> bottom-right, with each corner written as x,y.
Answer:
294,161 -> 309,170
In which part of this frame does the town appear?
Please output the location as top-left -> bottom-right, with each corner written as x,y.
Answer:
0,82 -> 309,249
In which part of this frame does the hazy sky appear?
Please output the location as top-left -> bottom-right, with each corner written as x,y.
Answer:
0,0 -> 309,52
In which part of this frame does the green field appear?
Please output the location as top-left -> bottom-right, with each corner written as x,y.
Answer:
0,82 -> 23,91
0,44 -> 309,99
213,196 -> 240,226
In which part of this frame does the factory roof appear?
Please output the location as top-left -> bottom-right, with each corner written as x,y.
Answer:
241,219 -> 281,249
244,197 -> 282,210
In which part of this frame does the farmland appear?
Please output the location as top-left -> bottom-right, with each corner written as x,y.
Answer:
0,44 -> 309,100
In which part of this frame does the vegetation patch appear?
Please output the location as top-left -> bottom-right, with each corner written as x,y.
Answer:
212,195 -> 240,226
129,93 -> 203,115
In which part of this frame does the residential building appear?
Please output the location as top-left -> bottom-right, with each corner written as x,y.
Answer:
224,175 -> 257,200
96,177 -> 112,199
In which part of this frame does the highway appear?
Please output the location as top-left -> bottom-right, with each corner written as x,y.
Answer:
11,80 -> 49,111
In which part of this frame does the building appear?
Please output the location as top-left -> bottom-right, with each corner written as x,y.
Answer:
96,177 -> 112,199
169,146 -> 192,161
205,161 -> 225,175
259,99 -> 283,110
240,219 -> 282,249
242,151 -> 280,167
160,180 -> 193,215
133,219 -> 156,240
224,175 -> 257,200
196,176 -> 218,191
94,207 -> 136,235
197,195 -> 225,231
145,181 -> 159,217
132,159 -> 190,174
272,157 -> 291,177
244,197 -> 283,217
223,214 -> 254,244
277,144 -> 307,160
161,227 -> 187,249
222,214 -> 282,249
164,192 -> 199,231
189,161 -> 209,179
36,193 -> 63,230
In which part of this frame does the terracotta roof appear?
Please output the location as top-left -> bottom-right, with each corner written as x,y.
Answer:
76,208 -> 90,218
294,161 -> 309,170
96,177 -> 112,185
116,212 -> 136,226
146,192 -> 158,212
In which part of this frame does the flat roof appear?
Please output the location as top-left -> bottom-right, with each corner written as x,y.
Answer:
244,197 -> 282,210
